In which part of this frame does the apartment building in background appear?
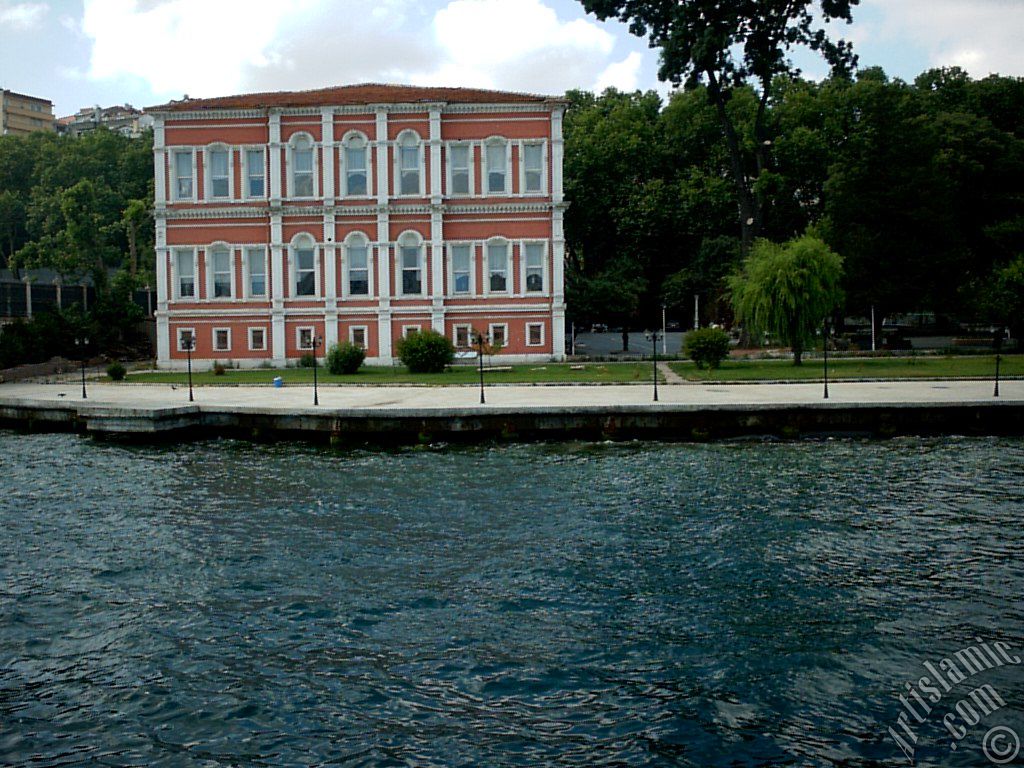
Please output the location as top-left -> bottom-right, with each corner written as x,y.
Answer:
57,104 -> 153,138
0,89 -> 54,135
146,84 -> 568,368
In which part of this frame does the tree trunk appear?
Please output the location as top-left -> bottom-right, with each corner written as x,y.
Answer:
621,327 -> 629,353
127,220 -> 137,276
791,321 -> 803,366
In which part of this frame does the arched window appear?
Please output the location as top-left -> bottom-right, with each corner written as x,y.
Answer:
395,131 -> 422,196
288,133 -> 316,198
397,231 -> 424,296
342,132 -> 370,197
484,136 -> 509,195
522,241 -> 546,293
207,242 -> 233,298
344,232 -> 372,296
205,144 -> 231,200
290,233 -> 318,297
485,237 -> 510,294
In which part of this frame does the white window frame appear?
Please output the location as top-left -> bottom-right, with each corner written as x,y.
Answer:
452,323 -> 472,350
488,323 -> 509,349
171,149 -> 196,202
296,326 -> 316,351
447,242 -> 474,297
289,234 -> 320,298
243,246 -> 267,299
287,132 -> 318,200
396,231 -> 425,297
176,327 -> 196,352
349,325 -> 368,349
446,142 -> 473,197
519,140 -> 547,196
343,232 -> 374,298
212,327 -> 231,352
248,326 -> 267,351
204,144 -> 233,201
483,136 -> 511,196
526,322 -> 545,347
402,324 -> 421,339
173,248 -> 197,300
206,243 -> 235,300
394,130 -> 424,197
242,146 -> 266,200
521,240 -> 548,295
340,131 -> 373,198
485,238 -> 511,295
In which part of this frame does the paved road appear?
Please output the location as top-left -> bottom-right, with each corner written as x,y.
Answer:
1,379 -> 1019,413
570,331 -> 687,357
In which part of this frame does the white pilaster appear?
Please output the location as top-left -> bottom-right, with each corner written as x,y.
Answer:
321,107 -> 335,205
324,213 -> 338,350
552,206 -> 566,360
428,106 -> 442,203
153,117 -> 166,208
269,111 -> 282,204
155,218 -> 170,364
376,211 -> 392,361
270,214 -> 285,364
375,109 -> 389,204
430,206 -> 444,334
551,107 -> 564,204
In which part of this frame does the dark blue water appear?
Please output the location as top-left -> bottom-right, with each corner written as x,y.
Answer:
1,433 -> 1022,767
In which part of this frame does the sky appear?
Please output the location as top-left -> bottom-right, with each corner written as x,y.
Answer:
1,0 -> 1023,118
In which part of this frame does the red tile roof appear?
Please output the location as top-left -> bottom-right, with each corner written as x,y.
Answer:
147,83 -> 562,112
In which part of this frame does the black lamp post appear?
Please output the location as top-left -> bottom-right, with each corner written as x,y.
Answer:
312,335 -> 322,406
994,326 -> 1004,398
74,335 -> 89,399
644,329 -> 661,402
474,330 -> 489,404
183,331 -> 195,402
823,319 -> 830,400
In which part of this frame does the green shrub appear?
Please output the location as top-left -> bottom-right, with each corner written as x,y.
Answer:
299,353 -> 316,368
212,361 -> 226,376
684,327 -> 731,369
326,342 -> 366,374
396,329 -> 454,373
106,361 -> 127,381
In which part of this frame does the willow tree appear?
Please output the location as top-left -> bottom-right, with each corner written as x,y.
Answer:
580,0 -> 858,253
729,234 -> 843,364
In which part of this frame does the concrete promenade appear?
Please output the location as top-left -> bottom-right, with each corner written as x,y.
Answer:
1,379 -> 1022,443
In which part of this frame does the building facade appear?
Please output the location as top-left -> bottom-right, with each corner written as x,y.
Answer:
0,89 -> 54,135
57,104 -> 153,138
147,84 -> 568,368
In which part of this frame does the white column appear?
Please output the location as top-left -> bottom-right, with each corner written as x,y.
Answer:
323,213 -> 338,350
153,117 -> 166,208
270,214 -> 286,364
155,218 -> 170,364
321,107 -> 334,205
377,212 -> 392,361
428,106 -> 442,204
375,109 -> 389,204
552,206 -> 566,360
269,111 -> 282,204
551,107 -> 564,204
430,206 -> 444,334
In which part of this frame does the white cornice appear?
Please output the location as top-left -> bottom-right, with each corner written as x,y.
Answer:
151,102 -> 560,122
157,201 -> 563,220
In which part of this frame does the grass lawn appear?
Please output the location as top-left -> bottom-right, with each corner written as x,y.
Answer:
669,355 -> 1023,381
123,362 -> 662,386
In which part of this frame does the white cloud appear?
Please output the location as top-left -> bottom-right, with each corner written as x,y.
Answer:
864,0 -> 1024,77
594,51 -> 642,92
81,0 -> 304,99
0,2 -> 48,29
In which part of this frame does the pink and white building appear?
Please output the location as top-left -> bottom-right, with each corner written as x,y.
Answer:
147,84 -> 568,368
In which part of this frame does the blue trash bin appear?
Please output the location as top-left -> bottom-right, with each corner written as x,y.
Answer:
273,376 -> 283,388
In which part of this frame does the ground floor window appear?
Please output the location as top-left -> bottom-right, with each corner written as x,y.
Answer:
402,324 -> 421,339
212,327 -> 231,352
249,327 -> 266,351
526,322 -> 544,347
297,327 -> 315,351
349,326 -> 367,349
453,324 -> 472,349
488,323 -> 508,349
177,327 -> 196,352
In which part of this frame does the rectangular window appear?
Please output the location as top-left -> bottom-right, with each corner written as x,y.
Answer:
489,323 -> 507,348
523,143 -> 543,193
400,145 -> 419,195
249,327 -> 266,351
246,149 -> 264,198
401,246 -> 421,294
453,324 -> 471,349
527,323 -> 544,346
349,326 -> 367,349
298,327 -> 315,350
213,328 -> 230,352
209,149 -> 229,198
174,152 -> 193,199
293,148 -> 314,197
348,245 -> 369,295
451,244 -> 471,295
295,248 -> 316,296
449,144 -> 470,195
524,243 -> 545,293
177,328 -> 195,352
346,145 -> 367,195
488,242 -> 508,292
210,247 -> 232,298
402,325 -> 421,338
175,250 -> 195,298
486,142 -> 506,194
246,247 -> 266,297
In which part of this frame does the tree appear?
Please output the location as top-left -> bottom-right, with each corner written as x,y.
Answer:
729,233 -> 843,364
579,0 -> 858,253
567,260 -> 646,351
